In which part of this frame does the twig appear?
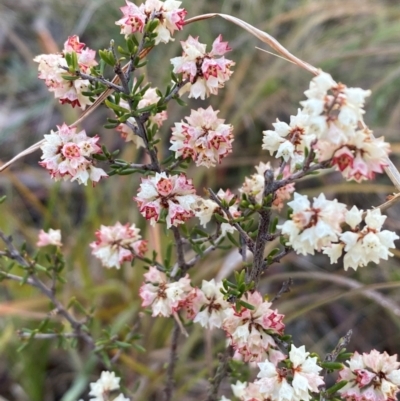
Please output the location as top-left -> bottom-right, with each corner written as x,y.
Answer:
17,331 -> 80,339
0,231 -> 95,348
319,330 -> 352,401
206,346 -> 234,401
164,320 -> 180,401
171,226 -> 187,275
208,189 -> 255,253
60,66 -> 124,92
110,322 -> 140,365
273,161 -> 332,191
248,169 -> 274,284
271,278 -> 293,303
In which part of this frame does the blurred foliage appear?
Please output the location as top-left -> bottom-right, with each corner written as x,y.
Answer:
1,0 -> 400,400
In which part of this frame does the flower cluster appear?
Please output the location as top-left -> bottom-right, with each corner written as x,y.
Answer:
338,350 -> 400,401
116,0 -> 186,44
34,35 -> 97,109
139,266 -> 193,317
37,228 -> 62,248
134,172 -> 197,228
262,72 -> 390,182
223,291 -> 285,362
88,371 -> 129,401
240,162 -> 295,211
170,106 -> 234,168
278,192 -> 347,255
254,345 -> 324,401
90,222 -> 147,269
323,207 -> 399,271
139,274 -> 288,364
192,189 -> 241,235
192,279 -> 231,329
116,86 -> 168,147
171,35 -> 235,99
279,193 -> 398,270
39,123 -> 107,185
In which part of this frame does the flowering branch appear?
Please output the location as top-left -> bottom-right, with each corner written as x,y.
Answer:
0,231 -> 94,348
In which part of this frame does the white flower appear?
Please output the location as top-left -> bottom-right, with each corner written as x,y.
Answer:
193,279 -> 230,329
89,371 -> 120,400
278,193 -> 347,256
256,345 -> 324,401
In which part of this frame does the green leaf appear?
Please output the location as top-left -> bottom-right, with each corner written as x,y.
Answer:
104,123 -> 119,129
320,361 -> 344,370
132,75 -> 145,94
214,213 -> 228,224
126,38 -> 136,53
105,99 -> 129,114
115,341 -> 132,349
326,381 -> 348,395
61,74 -> 79,81
99,49 -> 115,67
117,46 -> 130,56
270,216 -> 279,233
174,97 -> 186,107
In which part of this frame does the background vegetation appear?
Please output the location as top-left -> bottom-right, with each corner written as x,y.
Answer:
1,0 -> 400,400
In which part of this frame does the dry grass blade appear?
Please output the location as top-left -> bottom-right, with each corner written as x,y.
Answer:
185,13 -> 319,74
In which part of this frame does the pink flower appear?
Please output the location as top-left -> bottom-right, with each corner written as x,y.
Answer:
171,35 -> 234,99
338,350 -> 400,401
222,291 -> 285,362
116,1 -> 146,36
317,130 -> 389,183
134,172 -> 197,227
33,35 -> 97,109
139,266 -> 193,317
39,123 -> 107,185
116,0 -> 186,44
90,222 -> 147,269
37,229 -> 62,247
170,106 -> 234,167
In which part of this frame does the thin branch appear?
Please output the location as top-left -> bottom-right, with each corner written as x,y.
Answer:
60,66 -> 124,92
319,330 -> 352,401
171,226 -> 187,275
248,169 -> 274,284
208,189 -> 255,253
273,161 -> 332,191
206,346 -> 234,401
164,320 -> 180,401
17,331 -> 80,340
0,232 -> 95,348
